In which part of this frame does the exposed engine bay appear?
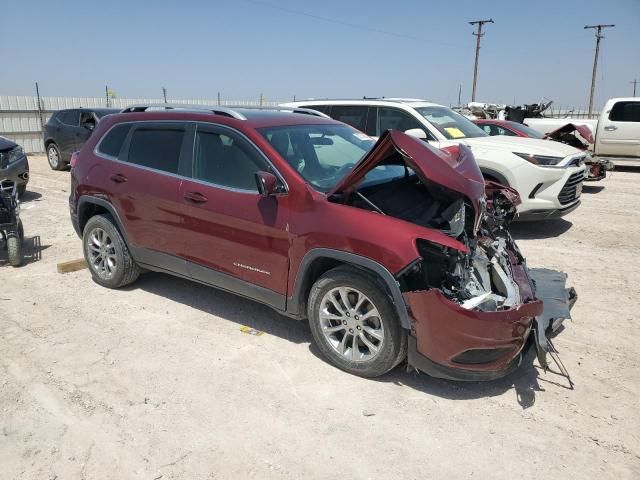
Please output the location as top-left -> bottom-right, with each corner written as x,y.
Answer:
339,171 -> 527,313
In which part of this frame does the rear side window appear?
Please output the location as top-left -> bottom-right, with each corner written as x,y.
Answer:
330,105 -> 369,132
609,101 -> 640,122
379,108 -> 424,133
58,110 -> 79,126
126,127 -> 185,174
193,128 -> 268,191
98,123 -> 132,158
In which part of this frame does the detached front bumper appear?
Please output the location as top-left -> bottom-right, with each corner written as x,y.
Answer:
403,263 -> 576,381
404,289 -> 543,381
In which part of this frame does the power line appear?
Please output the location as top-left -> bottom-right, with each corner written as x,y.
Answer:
585,24 -> 615,118
241,0 -> 463,48
469,19 -> 493,102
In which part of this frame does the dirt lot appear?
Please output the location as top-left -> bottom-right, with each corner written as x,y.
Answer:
1,156 -> 639,479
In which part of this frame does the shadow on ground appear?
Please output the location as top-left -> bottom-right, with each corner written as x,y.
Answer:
20,191 -> 43,203
133,271 -> 573,408
582,184 -> 605,194
510,219 -> 573,240
0,235 -> 48,267
368,346 -> 573,409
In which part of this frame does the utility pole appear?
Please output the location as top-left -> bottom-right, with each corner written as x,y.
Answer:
469,18 -> 493,102
585,24 -> 615,117
105,85 -> 110,108
631,79 -> 638,97
162,87 -> 167,103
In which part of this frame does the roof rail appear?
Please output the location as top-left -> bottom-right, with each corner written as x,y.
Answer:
120,103 -> 247,120
120,104 -> 330,120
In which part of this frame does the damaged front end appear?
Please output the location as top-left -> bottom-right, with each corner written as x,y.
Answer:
543,123 -> 613,181
399,180 -> 577,381
330,131 -> 577,381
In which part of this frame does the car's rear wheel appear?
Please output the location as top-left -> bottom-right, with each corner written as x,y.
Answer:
83,214 -> 140,288
307,266 -> 407,377
47,143 -> 65,171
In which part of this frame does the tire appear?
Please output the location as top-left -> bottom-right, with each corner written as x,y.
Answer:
83,214 -> 140,288
46,143 -> 65,171
7,221 -> 23,267
307,266 -> 407,378
17,184 -> 27,197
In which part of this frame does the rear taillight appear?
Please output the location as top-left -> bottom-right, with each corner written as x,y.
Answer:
70,151 -> 79,168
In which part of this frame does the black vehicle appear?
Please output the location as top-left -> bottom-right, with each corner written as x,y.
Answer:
0,136 -> 29,196
43,108 -> 119,170
0,179 -> 23,267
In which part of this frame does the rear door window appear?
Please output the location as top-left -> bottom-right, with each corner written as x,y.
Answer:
609,101 -> 640,122
58,110 -> 80,126
98,123 -> 133,158
125,126 -> 186,174
330,105 -> 369,132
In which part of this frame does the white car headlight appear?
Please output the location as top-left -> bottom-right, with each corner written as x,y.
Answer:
513,152 -> 563,166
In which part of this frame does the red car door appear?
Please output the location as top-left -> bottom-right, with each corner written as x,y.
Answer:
106,122 -> 190,271
178,124 -> 290,306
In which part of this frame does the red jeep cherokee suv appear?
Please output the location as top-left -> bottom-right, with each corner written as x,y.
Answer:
69,105 -> 575,380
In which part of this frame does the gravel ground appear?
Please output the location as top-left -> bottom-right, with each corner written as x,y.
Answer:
1,156 -> 639,479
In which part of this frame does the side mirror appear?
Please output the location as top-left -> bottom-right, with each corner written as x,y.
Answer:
404,128 -> 427,140
83,121 -> 95,131
255,171 -> 279,197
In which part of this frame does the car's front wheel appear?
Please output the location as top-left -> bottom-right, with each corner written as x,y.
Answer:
83,214 -> 140,288
307,266 -> 407,378
46,143 -> 65,171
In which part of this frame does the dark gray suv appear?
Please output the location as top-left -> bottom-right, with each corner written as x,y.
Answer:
44,108 -> 119,170
0,136 -> 29,196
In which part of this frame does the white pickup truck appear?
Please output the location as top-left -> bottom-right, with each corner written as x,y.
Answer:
526,98 -> 640,166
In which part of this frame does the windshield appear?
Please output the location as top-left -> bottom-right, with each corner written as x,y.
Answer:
260,124 -> 406,192
415,106 -> 488,140
515,122 -> 545,139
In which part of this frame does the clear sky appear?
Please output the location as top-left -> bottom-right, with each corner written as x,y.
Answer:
3,0 -> 639,109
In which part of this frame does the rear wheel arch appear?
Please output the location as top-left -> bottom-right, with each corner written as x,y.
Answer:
288,248 -> 411,329
77,197 -> 130,247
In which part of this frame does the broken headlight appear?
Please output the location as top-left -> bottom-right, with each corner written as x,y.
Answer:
513,152 -> 563,167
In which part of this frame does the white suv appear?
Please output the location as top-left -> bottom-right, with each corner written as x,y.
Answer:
282,99 -> 587,220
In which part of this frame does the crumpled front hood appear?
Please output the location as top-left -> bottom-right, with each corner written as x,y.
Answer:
462,135 -> 583,158
328,130 -> 486,205
545,123 -> 594,146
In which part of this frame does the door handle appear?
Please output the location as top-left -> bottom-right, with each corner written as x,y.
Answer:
109,173 -> 128,184
184,191 -> 208,203
604,125 -> 618,131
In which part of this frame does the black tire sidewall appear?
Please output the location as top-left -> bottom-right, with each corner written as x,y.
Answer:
47,144 -> 63,170
83,215 -> 131,288
307,267 -> 406,378
7,231 -> 22,267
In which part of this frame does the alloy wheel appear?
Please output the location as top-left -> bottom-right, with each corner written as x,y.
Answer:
48,146 -> 59,168
86,227 -> 117,279
318,286 -> 385,362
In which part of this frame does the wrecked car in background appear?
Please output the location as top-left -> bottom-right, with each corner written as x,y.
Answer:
473,119 -> 610,181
